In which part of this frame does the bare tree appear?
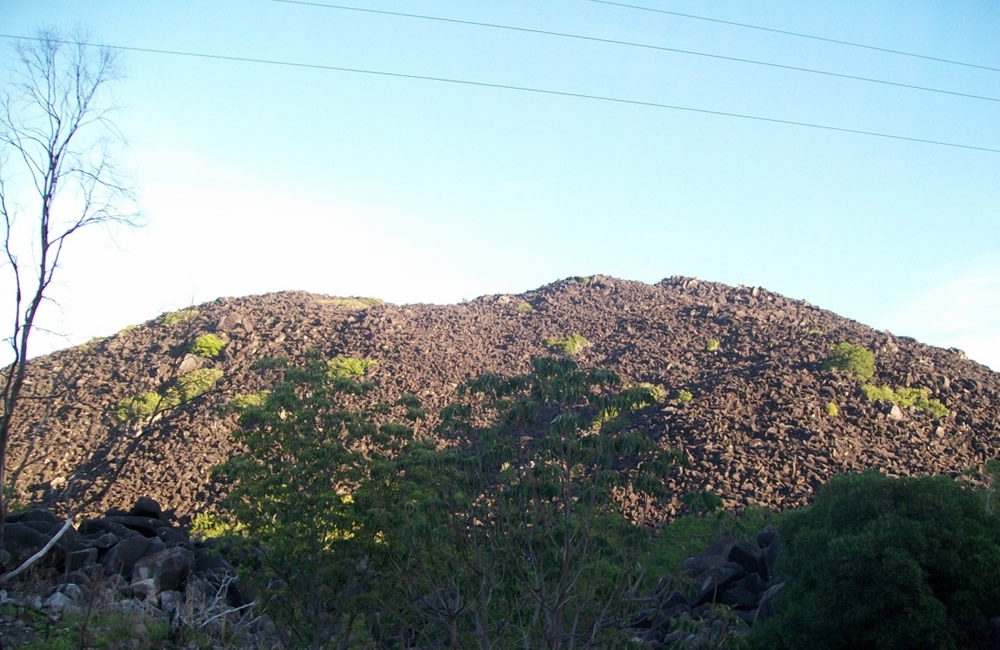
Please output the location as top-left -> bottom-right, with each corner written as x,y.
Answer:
0,30 -> 139,551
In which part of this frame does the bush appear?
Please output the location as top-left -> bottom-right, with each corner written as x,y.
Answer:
860,384 -> 949,418
161,308 -> 199,325
166,368 -> 224,404
676,389 -> 693,404
822,342 -> 875,382
327,356 -> 376,378
190,333 -> 225,358
751,472 -> 1000,650
545,333 -> 589,355
706,338 -> 720,352
515,301 -> 534,313
825,402 -> 838,417
213,356 -> 413,647
228,390 -> 270,410
116,392 -> 163,421
317,296 -> 383,309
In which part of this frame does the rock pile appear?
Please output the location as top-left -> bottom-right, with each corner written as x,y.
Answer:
1,498 -> 263,642
632,527 -> 784,646
8,275 -> 1000,520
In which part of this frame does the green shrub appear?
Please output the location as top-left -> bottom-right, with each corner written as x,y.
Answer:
116,392 -> 163,421
825,402 -> 838,417
676,389 -> 693,404
190,333 -> 225,358
860,384 -> 949,417
250,356 -> 288,371
190,512 -> 238,539
117,324 -> 138,335
317,296 -> 383,309
823,342 -> 875,382
751,472 -> 1000,650
515,302 -> 534,313
229,390 -> 270,410
161,308 -> 199,325
162,368 -> 224,407
706,338 -> 720,352
327,356 -> 376,378
920,398 -> 949,418
860,384 -> 897,403
545,333 -> 589,355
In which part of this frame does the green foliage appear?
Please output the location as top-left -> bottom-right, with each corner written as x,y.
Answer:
822,342 -> 875,382
228,390 -> 270,410
117,369 -> 223,422
317,296 -> 383,309
249,356 -> 287,371
116,392 -> 163,422
676,389 -> 693,404
805,328 -> 824,336
825,402 -> 838,417
213,357 -> 414,647
860,384 -> 949,417
683,490 -> 724,515
117,323 -> 139,335
190,333 -> 225,358
706,338 -> 720,352
190,512 -> 238,539
165,368 -> 224,404
752,472 -> 1000,650
515,301 -> 534,313
545,332 -> 590,355
369,357 -> 686,646
327,356 -> 376,378
160,308 -> 199,325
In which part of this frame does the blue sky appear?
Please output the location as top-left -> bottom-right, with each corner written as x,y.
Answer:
2,0 -> 999,369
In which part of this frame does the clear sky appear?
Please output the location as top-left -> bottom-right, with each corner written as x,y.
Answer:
2,0 -> 998,370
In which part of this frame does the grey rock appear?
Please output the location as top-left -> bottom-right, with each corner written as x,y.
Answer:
101,535 -> 151,578
132,547 -> 195,593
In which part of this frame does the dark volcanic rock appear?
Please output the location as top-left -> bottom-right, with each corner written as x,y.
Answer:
6,276 -> 1000,520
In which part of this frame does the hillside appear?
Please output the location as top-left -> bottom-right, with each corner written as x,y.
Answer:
8,275 -> 1000,520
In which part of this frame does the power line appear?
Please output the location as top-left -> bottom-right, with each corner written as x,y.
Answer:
1,33 -> 997,155
269,0 -> 1000,104
586,0 -> 1000,74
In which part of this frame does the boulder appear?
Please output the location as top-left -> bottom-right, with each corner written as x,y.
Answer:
129,497 -> 163,520
2,522 -> 47,565
101,535 -> 151,578
132,547 -> 195,595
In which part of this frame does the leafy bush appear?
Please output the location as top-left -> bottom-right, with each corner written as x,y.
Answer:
116,392 -> 163,421
751,472 -> 1000,650
229,390 -> 270,410
515,301 -> 534,313
545,333 -> 590,355
213,355 -> 414,647
317,296 -> 383,309
825,402 -> 838,417
371,357 -> 685,646
161,308 -> 199,325
676,389 -> 693,404
822,342 -> 875,382
190,333 -> 225,358
166,368 -> 224,404
327,356 -> 376,378
860,384 -> 949,418
117,324 -> 138,335
250,356 -> 288,371
706,338 -> 720,352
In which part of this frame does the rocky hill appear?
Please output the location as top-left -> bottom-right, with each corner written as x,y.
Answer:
8,275 -> 1000,520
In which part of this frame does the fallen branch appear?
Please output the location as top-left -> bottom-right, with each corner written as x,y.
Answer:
0,515 -> 74,584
